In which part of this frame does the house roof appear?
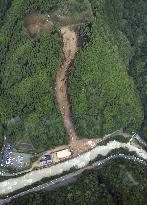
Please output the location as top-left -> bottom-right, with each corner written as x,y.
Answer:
40,155 -> 52,163
56,149 -> 71,159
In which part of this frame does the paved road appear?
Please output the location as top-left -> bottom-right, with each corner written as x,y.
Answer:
0,140 -> 146,196
0,129 -> 123,177
0,154 -> 146,205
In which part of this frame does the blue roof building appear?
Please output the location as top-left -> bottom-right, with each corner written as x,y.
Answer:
40,155 -> 52,166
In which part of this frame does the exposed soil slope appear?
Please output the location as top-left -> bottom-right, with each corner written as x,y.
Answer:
55,27 -> 78,142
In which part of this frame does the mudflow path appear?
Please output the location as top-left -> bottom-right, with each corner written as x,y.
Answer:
55,27 -> 78,142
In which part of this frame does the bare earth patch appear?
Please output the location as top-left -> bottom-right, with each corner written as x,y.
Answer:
54,27 -> 101,156
24,13 -> 53,37
70,138 -> 101,156
55,27 -> 78,143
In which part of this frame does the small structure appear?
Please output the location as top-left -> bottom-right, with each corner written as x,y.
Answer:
56,149 -> 71,160
132,133 -> 147,146
40,155 -> 52,166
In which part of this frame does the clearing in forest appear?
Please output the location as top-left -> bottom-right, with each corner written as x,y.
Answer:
55,27 -> 78,143
23,0 -> 97,158
55,27 -> 100,156
24,0 -> 93,37
24,13 -> 53,37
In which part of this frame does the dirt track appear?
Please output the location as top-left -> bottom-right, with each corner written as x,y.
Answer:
55,27 -> 78,142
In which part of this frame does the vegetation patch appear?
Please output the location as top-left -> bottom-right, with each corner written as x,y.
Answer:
69,1 -> 144,139
0,0 -> 68,153
98,136 -> 130,146
51,0 -> 93,25
69,31 -> 143,138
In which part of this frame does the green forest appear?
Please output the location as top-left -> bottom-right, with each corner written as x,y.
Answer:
0,0 -> 147,204
0,0 -> 67,152
69,0 -> 146,138
0,0 -> 146,150
10,159 -> 147,205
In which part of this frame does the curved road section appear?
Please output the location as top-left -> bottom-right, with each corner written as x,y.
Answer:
0,154 -> 146,205
0,140 -> 147,196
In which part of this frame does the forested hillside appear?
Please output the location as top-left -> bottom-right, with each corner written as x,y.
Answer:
0,0 -> 146,204
10,159 -> 147,205
97,0 -> 147,138
0,0 -> 67,152
69,0 -> 145,138
0,0 -> 146,152
70,31 -> 143,137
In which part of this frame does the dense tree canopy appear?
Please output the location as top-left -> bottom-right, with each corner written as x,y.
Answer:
0,0 -> 146,149
89,0 -> 147,137
97,0 -> 147,139
69,14 -> 143,138
0,0 -> 146,204
0,0 -> 67,152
